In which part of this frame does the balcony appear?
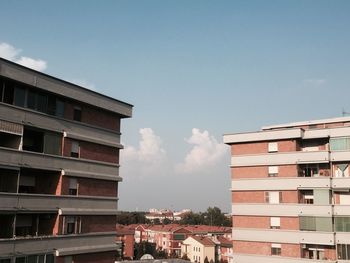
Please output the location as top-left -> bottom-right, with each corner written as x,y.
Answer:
232,203 -> 332,217
232,228 -> 334,245
231,177 -> 331,191
231,151 -> 329,167
334,205 -> 350,216
330,151 -> 350,162
232,253 -> 336,263
0,146 -> 120,181
0,231 -> 117,257
0,192 -> 118,214
333,178 -> 350,189
0,103 -> 122,148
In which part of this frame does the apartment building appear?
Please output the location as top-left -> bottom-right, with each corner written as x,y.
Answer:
224,116 -> 350,263
0,58 -> 132,263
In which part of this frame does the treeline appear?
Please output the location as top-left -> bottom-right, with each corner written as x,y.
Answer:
116,207 -> 231,227
179,207 -> 231,227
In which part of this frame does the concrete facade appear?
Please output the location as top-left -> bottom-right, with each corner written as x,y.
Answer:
0,58 -> 133,262
224,117 -> 350,262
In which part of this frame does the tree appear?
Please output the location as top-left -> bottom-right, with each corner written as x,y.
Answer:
117,211 -> 148,225
134,241 -> 157,259
203,207 -> 231,226
204,256 -> 209,263
179,207 -> 231,226
163,218 -> 172,225
181,254 -> 190,261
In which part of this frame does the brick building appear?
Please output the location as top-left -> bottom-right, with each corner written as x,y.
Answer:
116,224 -> 136,259
0,58 -> 132,262
224,116 -> 350,262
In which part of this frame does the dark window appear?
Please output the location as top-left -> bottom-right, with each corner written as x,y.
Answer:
3,82 -> 14,104
0,80 -> 4,102
271,247 -> 281,256
69,189 -> 77,195
0,259 -> 11,263
47,95 -> 56,115
27,255 -> 38,263
70,141 -> 79,158
14,87 -> 26,107
36,92 -> 48,113
43,133 -> 62,155
15,258 -> 25,263
27,89 -> 36,109
46,255 -> 54,263
56,99 -> 65,117
23,128 -> 44,153
73,107 -> 82,121
338,244 -> 350,260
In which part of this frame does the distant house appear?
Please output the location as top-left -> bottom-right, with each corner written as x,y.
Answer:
116,224 -> 136,259
181,236 -> 216,263
145,209 -> 191,223
216,236 -> 233,263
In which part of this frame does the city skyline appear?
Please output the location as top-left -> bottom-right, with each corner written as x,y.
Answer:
1,0 -> 350,211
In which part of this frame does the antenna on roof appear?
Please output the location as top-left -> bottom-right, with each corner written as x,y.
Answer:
342,108 -> 350,116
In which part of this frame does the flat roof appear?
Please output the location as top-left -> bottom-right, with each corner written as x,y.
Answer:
262,116 -> 350,130
0,57 -> 133,117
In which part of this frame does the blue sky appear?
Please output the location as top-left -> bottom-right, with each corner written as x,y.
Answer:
1,1 -> 350,212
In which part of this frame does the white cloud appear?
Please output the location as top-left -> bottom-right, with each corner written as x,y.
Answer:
176,128 -> 228,174
122,128 -> 166,165
0,42 -> 47,71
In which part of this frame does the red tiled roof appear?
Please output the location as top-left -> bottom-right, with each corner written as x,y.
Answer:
116,224 -> 135,235
190,236 -> 215,246
217,236 -> 232,247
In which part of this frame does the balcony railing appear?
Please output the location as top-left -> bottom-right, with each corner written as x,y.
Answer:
0,146 -> 120,181
0,192 -> 118,213
0,231 -> 117,257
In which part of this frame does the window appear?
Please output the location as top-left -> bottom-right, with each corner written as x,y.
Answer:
18,175 -> 36,193
0,80 -> 4,102
64,256 -> 73,263
303,166 -> 319,177
43,132 -> 62,155
65,216 -> 81,234
299,216 -> 333,232
15,258 -> 25,263
268,166 -> 278,177
265,191 -> 282,204
335,217 -> 350,232
338,244 -> 350,260
73,106 -> 82,121
68,178 -> 78,195
56,99 -> 65,117
268,142 -> 278,152
0,259 -> 11,263
15,215 -> 33,237
271,243 -> 281,255
14,87 -> 26,107
71,141 -> 79,158
300,190 -> 314,204
334,163 -> 349,177
270,217 -> 280,229
330,137 -> 350,151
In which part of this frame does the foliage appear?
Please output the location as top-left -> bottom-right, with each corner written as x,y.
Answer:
181,254 -> 190,261
179,207 -> 231,226
134,241 -> 156,259
162,218 -> 173,225
116,211 -> 149,225
204,256 -> 209,263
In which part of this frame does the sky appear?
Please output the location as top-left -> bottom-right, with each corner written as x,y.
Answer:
1,1 -> 350,212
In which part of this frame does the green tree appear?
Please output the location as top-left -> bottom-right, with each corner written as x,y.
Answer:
163,218 -> 172,225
